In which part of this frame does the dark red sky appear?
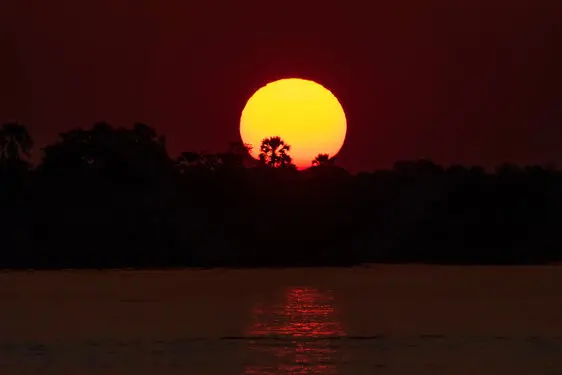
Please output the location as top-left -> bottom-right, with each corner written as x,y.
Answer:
1,0 -> 561,171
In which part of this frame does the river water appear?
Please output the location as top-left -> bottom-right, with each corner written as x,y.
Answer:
0,266 -> 561,374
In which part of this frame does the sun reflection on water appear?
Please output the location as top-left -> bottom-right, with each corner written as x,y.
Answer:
244,287 -> 345,374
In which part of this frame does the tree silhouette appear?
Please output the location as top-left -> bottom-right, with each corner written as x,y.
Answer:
221,141 -> 253,169
312,153 -> 335,167
259,136 -> 294,168
0,123 -> 33,163
41,122 -> 171,183
176,151 -> 223,172
175,151 -> 202,173
176,143 -> 253,174
228,141 -> 252,156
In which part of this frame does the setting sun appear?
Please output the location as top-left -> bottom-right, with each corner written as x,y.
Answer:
240,78 -> 347,169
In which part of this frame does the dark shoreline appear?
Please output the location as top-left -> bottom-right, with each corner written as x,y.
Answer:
2,261 -> 561,272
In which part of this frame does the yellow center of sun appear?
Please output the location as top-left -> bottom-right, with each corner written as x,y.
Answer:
240,78 -> 347,169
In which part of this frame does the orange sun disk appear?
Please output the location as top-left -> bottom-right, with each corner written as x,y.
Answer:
240,78 -> 347,169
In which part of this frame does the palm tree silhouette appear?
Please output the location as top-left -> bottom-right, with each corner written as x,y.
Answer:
0,123 -> 33,163
259,136 -> 294,168
312,153 -> 335,167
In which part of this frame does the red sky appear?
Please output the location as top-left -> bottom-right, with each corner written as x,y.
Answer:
1,0 -> 561,171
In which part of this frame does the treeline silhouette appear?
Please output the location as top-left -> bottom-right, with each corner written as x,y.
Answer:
1,122 -> 561,268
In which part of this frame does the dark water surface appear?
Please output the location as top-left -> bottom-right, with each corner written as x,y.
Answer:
1,266 -> 561,374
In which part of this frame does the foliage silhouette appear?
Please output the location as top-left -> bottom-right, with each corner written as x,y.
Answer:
0,123 -> 33,175
1,121 -> 562,268
312,153 -> 335,167
40,122 -> 171,182
175,142 -> 252,177
259,136 -> 295,169
0,122 -> 33,162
